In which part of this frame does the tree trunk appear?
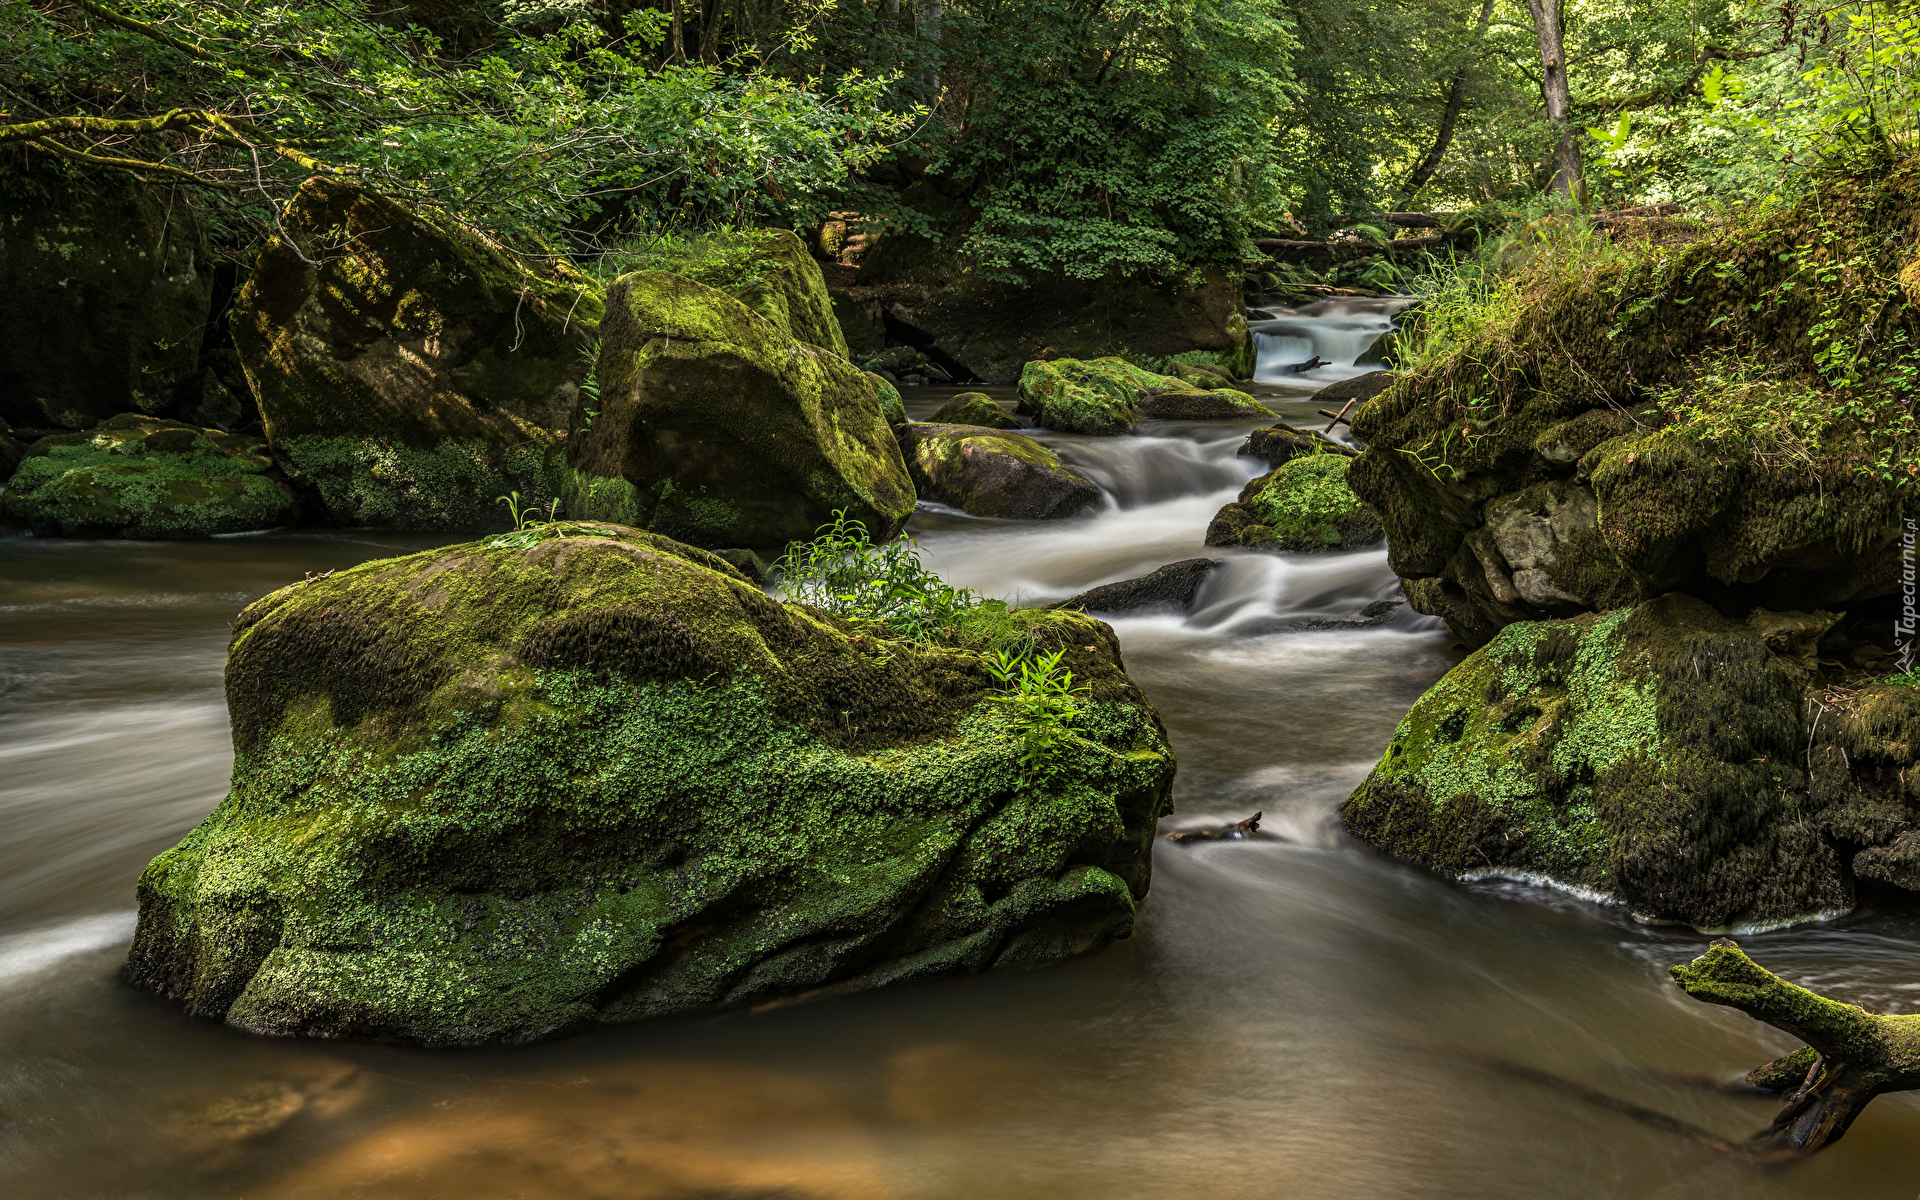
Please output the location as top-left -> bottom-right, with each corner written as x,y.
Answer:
1399,0 -> 1495,205
1521,0 -> 1584,204
914,0 -> 942,99
1671,939 -> 1920,1156
668,0 -> 685,63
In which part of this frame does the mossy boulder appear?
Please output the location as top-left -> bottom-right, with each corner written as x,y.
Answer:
0,169 -> 214,429
1240,421 -> 1356,470
1,414 -> 296,538
232,177 -> 602,531
869,372 -> 908,425
125,525 -> 1176,1045
1342,593 -> 1920,931
928,392 -> 1019,430
1016,357 -> 1235,435
897,423 -> 1100,520
1134,388 -> 1274,421
1204,454 -> 1383,552
730,230 -> 851,358
1347,167 -> 1918,646
563,271 -> 914,550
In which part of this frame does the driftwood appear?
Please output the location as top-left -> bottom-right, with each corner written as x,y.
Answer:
1670,938 -> 1920,1157
1164,812 -> 1262,844
1254,235 -> 1445,264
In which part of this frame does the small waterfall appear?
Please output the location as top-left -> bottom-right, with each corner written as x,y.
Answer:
1250,296 -> 1417,390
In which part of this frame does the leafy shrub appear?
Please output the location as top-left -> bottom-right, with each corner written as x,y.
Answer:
984,647 -> 1089,787
773,509 -> 979,641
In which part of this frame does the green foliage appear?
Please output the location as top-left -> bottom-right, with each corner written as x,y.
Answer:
774,509 -> 981,641
484,491 -> 620,549
985,647 -> 1090,788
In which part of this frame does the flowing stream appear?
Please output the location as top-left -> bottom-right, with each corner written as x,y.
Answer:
3,300 -> 1918,1198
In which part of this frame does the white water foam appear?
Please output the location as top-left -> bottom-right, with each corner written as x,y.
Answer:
0,911 -> 136,982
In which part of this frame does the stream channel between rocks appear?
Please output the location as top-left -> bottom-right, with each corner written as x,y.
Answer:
2,300 -> 1918,1198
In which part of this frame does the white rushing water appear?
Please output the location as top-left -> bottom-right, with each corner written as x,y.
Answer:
1249,296 -> 1419,391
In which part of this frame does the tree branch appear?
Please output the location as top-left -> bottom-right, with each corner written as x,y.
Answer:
69,0 -> 275,79
25,136 -> 243,188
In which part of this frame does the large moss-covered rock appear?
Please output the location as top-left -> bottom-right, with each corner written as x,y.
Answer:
1240,421 -> 1355,470
732,229 -> 850,358
1205,454 -> 1382,552
1347,168 -> 1917,646
125,526 -> 1175,1045
0,170 -> 214,429
1342,594 -> 1920,931
564,271 -> 914,550
897,423 -> 1100,520
1,414 -> 296,537
232,177 -> 602,531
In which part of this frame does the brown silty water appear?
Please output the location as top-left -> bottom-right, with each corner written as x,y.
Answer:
2,302 -> 1916,1198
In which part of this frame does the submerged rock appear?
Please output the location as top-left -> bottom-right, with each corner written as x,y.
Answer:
928,392 -> 1019,430
564,270 -> 914,549
0,170 -> 215,430
1342,593 -> 1920,931
126,526 -> 1175,1045
1,414 -> 296,538
897,423 -> 1099,520
232,177 -> 602,531
1053,559 -> 1220,615
1204,454 -> 1383,552
1240,422 -> 1356,470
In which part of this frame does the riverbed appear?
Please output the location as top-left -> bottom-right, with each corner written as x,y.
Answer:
3,314 -> 1917,1198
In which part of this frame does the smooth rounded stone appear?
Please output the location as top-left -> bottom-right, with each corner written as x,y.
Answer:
126,525 -> 1175,1045
1204,453 -> 1383,552
0,414 -> 297,538
897,423 -> 1099,520
1311,371 -> 1396,407
1052,559 -> 1220,614
1342,594 -> 1920,931
233,177 -> 602,531
565,270 -> 914,550
928,392 -> 1019,429
1240,422 -> 1356,469
1133,389 -> 1275,421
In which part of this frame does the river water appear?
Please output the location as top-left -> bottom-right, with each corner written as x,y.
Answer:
2,306 -> 1917,1198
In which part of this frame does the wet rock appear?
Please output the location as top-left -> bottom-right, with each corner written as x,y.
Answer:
1204,454 -> 1383,552
1855,832 -> 1920,891
1163,812 -> 1263,844
1342,593 -> 1920,931
1286,598 -> 1405,630
928,392 -> 1019,429
1240,422 -> 1356,470
127,526 -> 1174,1044
1311,370 -> 1395,408
897,423 -> 1099,520
233,177 -> 602,531
1053,559 -> 1220,614
0,170 -> 215,429
564,270 -> 914,550
1134,389 -> 1275,421
1,414 -> 297,538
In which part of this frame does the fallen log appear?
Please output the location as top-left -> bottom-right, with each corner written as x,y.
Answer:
1671,938 -> 1920,1157
1253,236 -> 1445,263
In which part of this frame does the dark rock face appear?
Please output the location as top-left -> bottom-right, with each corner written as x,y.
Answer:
1,414 -> 296,537
1134,390 -> 1276,420
928,392 -> 1019,429
0,172 -> 215,430
1205,455 -> 1384,552
566,271 -> 914,549
128,527 -> 1175,1045
1053,559 -> 1220,614
832,271 -> 1253,385
897,423 -> 1099,520
1313,371 -> 1395,408
1240,422 -> 1356,470
232,177 -> 602,531
1343,594 -> 1920,931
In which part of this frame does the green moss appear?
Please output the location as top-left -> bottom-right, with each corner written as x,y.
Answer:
928,392 -> 1018,430
1,415 -> 295,538
279,434 -> 562,532
731,230 -> 852,358
1204,453 -> 1383,552
1342,594 -> 1892,930
898,423 -> 1099,520
127,527 -> 1173,1044
564,270 -> 914,550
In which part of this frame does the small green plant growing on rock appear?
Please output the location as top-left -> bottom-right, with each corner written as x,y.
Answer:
985,647 -> 1088,788
774,509 -> 979,641
486,492 -> 615,550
